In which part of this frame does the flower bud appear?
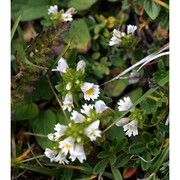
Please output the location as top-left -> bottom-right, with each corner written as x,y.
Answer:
76,60 -> 86,71
66,82 -> 72,90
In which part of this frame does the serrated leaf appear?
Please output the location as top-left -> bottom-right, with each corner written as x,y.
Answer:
144,0 -> 161,20
30,109 -> 57,149
93,159 -> 108,174
12,0 -> 50,21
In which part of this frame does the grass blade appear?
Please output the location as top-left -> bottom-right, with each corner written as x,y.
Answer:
11,16 -> 21,41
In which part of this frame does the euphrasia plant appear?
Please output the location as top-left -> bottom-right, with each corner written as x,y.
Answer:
45,100 -> 109,164
53,58 -> 100,111
109,24 -> 139,49
11,1 -> 169,179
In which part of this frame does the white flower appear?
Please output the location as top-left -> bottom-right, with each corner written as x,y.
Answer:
44,148 -> 58,163
65,8 -> 77,15
80,104 -> 94,117
54,123 -> 68,141
109,36 -> 121,46
69,144 -> 86,163
61,13 -> 73,22
59,136 -> 75,155
127,25 -> 137,34
48,5 -> 58,15
66,82 -> 73,90
109,29 -> 122,46
53,152 -> 69,164
47,133 -> 55,141
123,120 -> 138,137
95,100 -> 108,113
76,60 -> 86,71
113,29 -> 122,38
118,97 -> 133,111
62,93 -> 74,112
84,120 -> 101,141
52,57 -> 68,73
45,148 -> 58,162
45,148 -> 69,164
81,82 -> 100,101
70,110 -> 85,123
116,118 -> 130,126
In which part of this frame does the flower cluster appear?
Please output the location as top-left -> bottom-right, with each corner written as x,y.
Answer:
48,5 -> 77,23
109,24 -> 138,48
116,97 -> 145,137
52,57 -> 100,111
45,100 -> 108,164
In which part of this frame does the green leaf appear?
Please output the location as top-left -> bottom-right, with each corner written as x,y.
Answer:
56,109 -> 69,125
67,0 -> 97,11
110,165 -> 123,180
104,79 -> 127,97
11,16 -> 21,41
125,88 -> 143,102
105,125 -> 126,140
144,0 -> 161,20
128,143 -> 146,154
12,0 -> 50,21
115,153 -> 130,168
142,132 -> 152,142
114,137 -> 128,152
109,155 -> 117,165
63,19 -> 91,53
109,55 -> 122,67
63,168 -> 73,180
93,159 -> 108,174
157,123 -> 169,133
98,151 -> 110,159
141,151 -> 152,171
149,146 -> 159,156
156,131 -> 163,146
30,109 -> 57,149
32,76 -> 54,101
158,59 -> 166,71
12,102 -> 39,121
